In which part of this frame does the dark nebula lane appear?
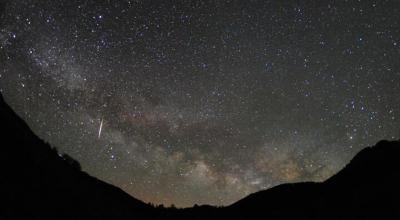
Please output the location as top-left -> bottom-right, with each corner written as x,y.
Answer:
0,0 -> 399,207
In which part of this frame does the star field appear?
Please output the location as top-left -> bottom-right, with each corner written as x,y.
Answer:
0,0 -> 399,207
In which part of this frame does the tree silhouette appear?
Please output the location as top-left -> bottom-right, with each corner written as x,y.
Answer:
61,153 -> 82,171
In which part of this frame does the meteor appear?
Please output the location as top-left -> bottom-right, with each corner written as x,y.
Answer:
98,118 -> 103,139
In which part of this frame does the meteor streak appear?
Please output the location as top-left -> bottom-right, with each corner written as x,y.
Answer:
98,118 -> 103,139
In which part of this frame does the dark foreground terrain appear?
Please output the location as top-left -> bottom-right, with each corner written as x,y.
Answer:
1,92 -> 399,219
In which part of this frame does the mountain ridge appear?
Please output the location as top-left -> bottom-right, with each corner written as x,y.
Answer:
1,92 -> 399,219
0,93 -> 154,219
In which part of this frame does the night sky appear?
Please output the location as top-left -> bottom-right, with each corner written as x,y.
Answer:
0,0 -> 399,207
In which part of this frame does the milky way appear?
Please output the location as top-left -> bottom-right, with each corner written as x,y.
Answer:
0,0 -> 399,207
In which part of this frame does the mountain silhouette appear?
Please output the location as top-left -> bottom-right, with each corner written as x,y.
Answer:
0,93 -> 154,219
1,92 -> 399,219
227,140 -> 400,219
